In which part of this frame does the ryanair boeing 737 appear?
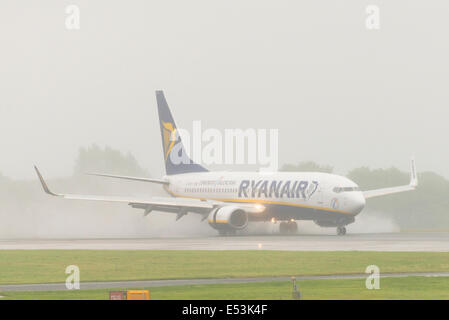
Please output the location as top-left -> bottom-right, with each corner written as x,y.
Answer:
35,91 -> 418,235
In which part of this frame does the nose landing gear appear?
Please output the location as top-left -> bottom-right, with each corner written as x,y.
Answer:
336,226 -> 346,236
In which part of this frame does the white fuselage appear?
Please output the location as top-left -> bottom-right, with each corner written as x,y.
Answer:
164,171 -> 366,223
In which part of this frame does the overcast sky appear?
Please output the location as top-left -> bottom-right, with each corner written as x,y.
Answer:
1,1 -> 448,180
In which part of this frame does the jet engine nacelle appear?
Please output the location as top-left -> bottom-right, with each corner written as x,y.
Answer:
208,206 -> 249,230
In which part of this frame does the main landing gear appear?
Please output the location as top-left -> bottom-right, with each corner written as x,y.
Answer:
336,226 -> 347,236
279,220 -> 298,235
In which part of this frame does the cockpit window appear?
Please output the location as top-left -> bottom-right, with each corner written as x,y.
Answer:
333,186 -> 360,193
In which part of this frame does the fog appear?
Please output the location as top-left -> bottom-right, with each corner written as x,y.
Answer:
0,1 -> 448,238
0,176 -> 217,239
244,213 -> 400,236
0,174 -> 399,239
1,1 -> 449,180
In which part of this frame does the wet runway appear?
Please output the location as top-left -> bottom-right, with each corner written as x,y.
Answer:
0,233 -> 448,251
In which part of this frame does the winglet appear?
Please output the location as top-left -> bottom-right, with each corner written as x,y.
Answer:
409,157 -> 418,188
34,166 -> 60,196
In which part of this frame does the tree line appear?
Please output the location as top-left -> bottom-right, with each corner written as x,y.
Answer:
281,162 -> 449,229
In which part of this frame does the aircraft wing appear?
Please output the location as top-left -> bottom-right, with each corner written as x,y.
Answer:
85,172 -> 169,185
34,166 -> 264,218
363,158 -> 418,199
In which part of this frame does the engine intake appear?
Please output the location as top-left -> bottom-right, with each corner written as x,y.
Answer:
208,206 -> 249,230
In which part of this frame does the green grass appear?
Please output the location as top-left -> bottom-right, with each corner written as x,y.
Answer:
1,276 -> 449,300
0,250 -> 448,285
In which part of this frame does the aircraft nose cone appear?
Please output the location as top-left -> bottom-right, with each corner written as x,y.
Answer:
351,194 -> 366,215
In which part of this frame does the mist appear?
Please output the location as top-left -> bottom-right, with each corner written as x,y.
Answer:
1,1 -> 448,239
0,170 -> 402,239
243,213 -> 400,236
0,176 -> 216,239
1,1 -> 449,181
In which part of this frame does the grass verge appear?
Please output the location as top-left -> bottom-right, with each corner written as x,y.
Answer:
0,250 -> 448,285
1,276 -> 449,300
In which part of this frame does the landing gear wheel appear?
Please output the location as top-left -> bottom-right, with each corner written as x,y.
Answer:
280,221 -> 298,234
279,222 -> 289,235
337,226 -> 346,236
288,221 -> 298,234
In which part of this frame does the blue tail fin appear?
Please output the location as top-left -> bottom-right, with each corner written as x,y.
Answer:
156,91 -> 208,175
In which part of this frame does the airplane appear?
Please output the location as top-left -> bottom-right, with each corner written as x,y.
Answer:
34,91 -> 418,236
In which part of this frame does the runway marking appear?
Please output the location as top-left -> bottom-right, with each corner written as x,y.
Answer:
0,233 -> 448,251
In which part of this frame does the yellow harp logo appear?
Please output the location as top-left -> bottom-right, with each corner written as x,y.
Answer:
162,121 -> 177,160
